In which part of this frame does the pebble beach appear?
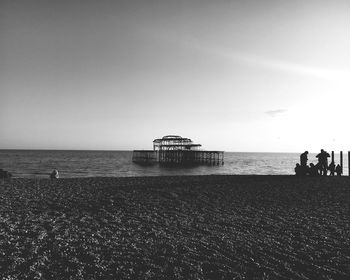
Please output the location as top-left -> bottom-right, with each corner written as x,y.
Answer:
1,175 -> 349,279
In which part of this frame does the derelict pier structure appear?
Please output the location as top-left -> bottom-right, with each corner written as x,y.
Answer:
132,135 -> 224,165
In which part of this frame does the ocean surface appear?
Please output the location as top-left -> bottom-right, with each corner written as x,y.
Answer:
0,150 -> 348,178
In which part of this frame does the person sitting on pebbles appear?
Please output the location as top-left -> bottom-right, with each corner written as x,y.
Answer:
335,164 -> 342,176
50,169 -> 59,179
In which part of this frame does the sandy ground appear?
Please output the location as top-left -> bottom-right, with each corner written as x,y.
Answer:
0,175 -> 349,279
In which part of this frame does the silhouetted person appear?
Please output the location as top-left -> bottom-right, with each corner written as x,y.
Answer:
300,151 -> 308,166
328,161 -> 335,176
309,163 -> 319,176
335,164 -> 342,176
50,169 -> 59,179
295,163 -> 303,176
316,149 -> 330,176
315,162 -> 321,176
302,164 -> 309,176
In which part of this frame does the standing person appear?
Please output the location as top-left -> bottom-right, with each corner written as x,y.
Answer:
300,151 -> 308,166
323,150 -> 330,176
316,149 -> 330,176
300,151 -> 308,175
328,161 -> 335,176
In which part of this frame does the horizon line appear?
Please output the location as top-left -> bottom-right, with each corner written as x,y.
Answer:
1,148 -> 348,154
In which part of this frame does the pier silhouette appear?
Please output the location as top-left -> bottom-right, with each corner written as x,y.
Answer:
133,135 -> 224,166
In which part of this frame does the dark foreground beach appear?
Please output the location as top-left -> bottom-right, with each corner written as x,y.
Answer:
0,175 -> 349,280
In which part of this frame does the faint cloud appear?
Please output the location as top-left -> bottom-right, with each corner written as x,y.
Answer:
142,25 -> 350,82
218,49 -> 350,82
265,109 -> 287,118
248,56 -> 350,82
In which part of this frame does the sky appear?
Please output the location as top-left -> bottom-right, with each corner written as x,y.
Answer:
1,0 -> 350,152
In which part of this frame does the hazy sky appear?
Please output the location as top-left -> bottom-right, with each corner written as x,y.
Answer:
1,0 -> 350,152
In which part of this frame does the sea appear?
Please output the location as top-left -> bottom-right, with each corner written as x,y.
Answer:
0,150 -> 348,178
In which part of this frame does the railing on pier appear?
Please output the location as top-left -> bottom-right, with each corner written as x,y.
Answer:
132,150 -> 224,166
132,150 -> 157,164
158,150 -> 224,165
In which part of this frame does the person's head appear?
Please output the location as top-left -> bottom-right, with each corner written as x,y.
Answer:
321,149 -> 324,152
305,151 -> 308,154
296,163 -> 300,166
310,163 -> 314,167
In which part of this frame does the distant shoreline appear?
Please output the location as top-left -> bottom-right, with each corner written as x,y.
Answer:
0,149 -> 303,153
4,174 -> 349,180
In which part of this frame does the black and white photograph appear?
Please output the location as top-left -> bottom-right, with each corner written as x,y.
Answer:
1,0 -> 350,279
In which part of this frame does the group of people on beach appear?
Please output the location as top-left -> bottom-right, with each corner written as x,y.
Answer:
295,149 -> 342,176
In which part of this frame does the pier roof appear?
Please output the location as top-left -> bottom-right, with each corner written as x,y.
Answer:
153,135 -> 191,143
157,144 -> 202,147
153,135 -> 202,150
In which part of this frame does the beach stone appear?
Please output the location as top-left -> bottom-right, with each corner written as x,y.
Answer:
50,169 -> 59,179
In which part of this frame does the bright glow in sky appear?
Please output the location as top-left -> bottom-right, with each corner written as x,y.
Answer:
1,0 -> 350,152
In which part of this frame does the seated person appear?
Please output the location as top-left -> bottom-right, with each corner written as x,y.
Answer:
309,163 -> 319,176
335,164 -> 342,176
295,163 -> 302,176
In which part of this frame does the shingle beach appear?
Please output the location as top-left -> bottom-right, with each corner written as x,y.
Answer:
1,175 -> 349,279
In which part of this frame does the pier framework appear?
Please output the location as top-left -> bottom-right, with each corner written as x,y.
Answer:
132,135 -> 224,165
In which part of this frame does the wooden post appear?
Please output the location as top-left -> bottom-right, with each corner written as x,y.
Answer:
340,151 -> 343,175
348,151 -> 350,176
331,151 -> 335,176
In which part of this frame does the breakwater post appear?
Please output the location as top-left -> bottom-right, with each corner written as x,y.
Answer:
348,151 -> 350,176
340,151 -> 343,175
331,151 -> 335,176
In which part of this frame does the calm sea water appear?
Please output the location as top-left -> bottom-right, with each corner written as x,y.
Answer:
0,150 -> 348,178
